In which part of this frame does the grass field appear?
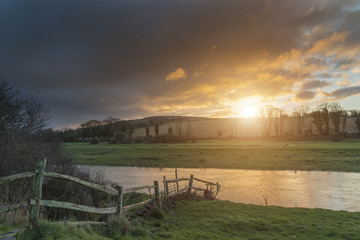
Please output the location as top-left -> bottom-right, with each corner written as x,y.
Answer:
64,139 -> 360,172
10,200 -> 360,240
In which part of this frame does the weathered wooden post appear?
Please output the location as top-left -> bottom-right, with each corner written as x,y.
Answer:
116,186 -> 123,216
153,181 -> 161,208
30,158 -> 47,228
188,174 -> 194,194
163,176 -> 168,204
175,169 -> 179,192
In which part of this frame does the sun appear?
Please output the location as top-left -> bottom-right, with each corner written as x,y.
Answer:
242,106 -> 258,118
230,97 -> 262,118
232,104 -> 258,118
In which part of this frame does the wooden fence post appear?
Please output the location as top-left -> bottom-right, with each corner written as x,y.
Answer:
30,158 -> 47,228
116,186 -> 123,216
153,181 -> 161,208
175,169 -> 179,192
163,176 -> 167,204
188,174 -> 194,193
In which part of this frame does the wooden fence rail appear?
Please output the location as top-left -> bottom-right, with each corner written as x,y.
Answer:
163,170 -> 221,200
0,158 -> 161,239
1,161 -> 220,239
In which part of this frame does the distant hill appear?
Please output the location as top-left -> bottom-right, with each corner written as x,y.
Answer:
128,116 -> 209,125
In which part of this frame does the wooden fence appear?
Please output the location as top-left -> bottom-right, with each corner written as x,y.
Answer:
0,158 -> 160,238
0,159 -> 220,239
163,173 -> 221,201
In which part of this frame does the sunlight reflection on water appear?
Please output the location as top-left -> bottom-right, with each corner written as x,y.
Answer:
81,166 -> 360,212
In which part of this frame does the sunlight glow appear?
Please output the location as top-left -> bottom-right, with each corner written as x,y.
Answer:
231,96 -> 262,118
242,106 -> 257,118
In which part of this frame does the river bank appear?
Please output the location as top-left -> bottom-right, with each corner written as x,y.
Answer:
5,200 -> 360,240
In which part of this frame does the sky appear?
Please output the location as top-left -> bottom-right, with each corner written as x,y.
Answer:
1,0 -> 360,129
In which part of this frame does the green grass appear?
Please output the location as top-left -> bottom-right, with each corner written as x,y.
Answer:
12,200 -> 360,240
17,221 -> 111,240
64,139 -> 360,172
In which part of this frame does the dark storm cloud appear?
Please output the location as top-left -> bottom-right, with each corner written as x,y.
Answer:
0,0 -> 359,127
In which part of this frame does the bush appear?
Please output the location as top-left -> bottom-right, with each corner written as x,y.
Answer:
148,207 -> 165,219
90,137 -> 99,144
107,216 -> 130,236
149,134 -> 187,143
130,226 -> 148,237
0,79 -> 113,224
331,133 -> 343,142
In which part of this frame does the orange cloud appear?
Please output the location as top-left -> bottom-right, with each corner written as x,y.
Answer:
165,68 -> 187,82
337,80 -> 351,86
308,31 -> 350,55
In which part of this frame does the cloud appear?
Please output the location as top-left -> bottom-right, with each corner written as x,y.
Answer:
337,80 -> 351,86
325,86 -> 360,99
165,68 -> 187,82
317,73 -> 332,78
301,80 -> 330,90
295,91 -> 317,100
308,31 -> 351,55
333,73 -> 351,78
1,0 -> 360,127
352,67 -> 360,73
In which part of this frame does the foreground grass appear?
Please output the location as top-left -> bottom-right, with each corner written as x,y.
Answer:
65,139 -> 360,172
12,200 -> 360,240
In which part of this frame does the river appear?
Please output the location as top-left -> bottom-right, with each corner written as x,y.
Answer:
81,166 -> 360,212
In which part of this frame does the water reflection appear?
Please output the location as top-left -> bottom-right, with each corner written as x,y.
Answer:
81,166 -> 360,212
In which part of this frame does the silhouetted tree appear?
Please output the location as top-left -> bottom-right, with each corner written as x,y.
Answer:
310,109 -> 324,135
146,126 -> 150,138
320,103 -> 330,135
155,124 -> 159,136
342,110 -> 348,135
329,102 -> 343,133
279,109 -> 288,137
168,126 -> 173,135
356,116 -> 360,136
293,105 -> 309,135
259,105 -> 276,137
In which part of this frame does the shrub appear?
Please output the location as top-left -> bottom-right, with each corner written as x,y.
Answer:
130,226 -> 148,237
90,137 -> 99,144
107,216 -> 130,236
149,134 -> 187,143
331,133 -> 343,142
0,79 -> 113,224
148,207 -> 165,219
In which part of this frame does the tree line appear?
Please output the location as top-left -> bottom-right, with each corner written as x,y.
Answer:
259,102 -> 360,138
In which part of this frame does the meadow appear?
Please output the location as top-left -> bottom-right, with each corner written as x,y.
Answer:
5,200 -> 360,240
65,139 -> 360,172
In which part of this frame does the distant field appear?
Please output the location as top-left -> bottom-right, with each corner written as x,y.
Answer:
64,139 -> 360,172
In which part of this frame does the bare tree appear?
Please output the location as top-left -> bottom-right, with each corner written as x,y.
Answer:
168,126 -> 173,135
279,109 -> 288,137
272,108 -> 280,137
292,105 -> 309,135
259,105 -> 276,137
310,109 -> 323,135
176,121 -> 182,136
329,102 -> 343,133
145,126 -> 150,138
356,116 -> 360,136
155,123 -> 159,136
320,103 -> 330,135
341,110 -> 348,135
